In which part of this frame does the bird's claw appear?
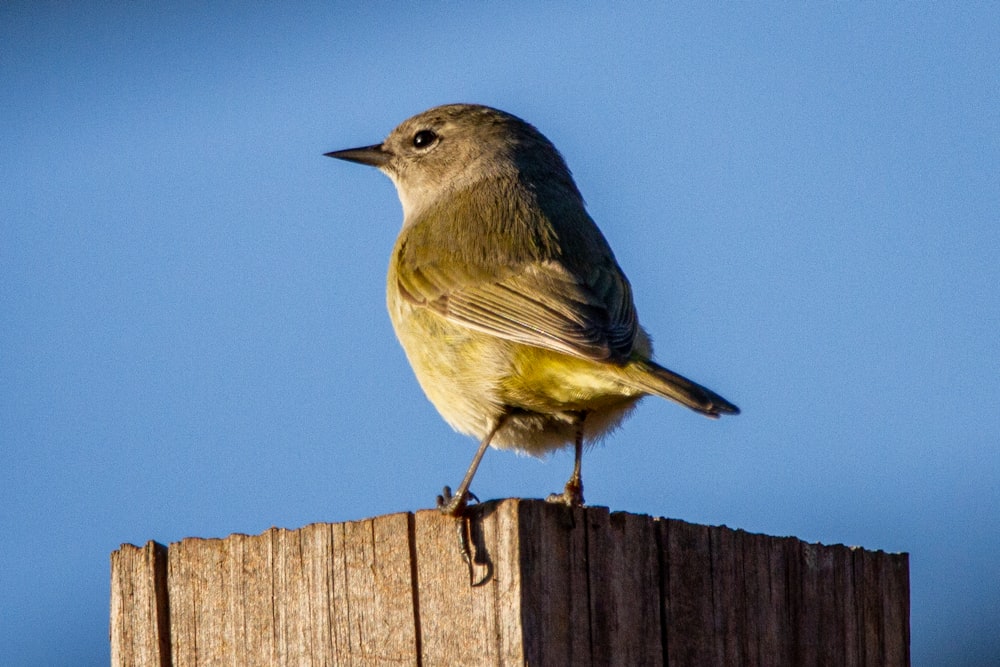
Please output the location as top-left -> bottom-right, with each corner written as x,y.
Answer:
546,479 -> 585,507
436,485 -> 479,516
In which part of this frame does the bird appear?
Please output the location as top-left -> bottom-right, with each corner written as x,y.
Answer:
326,104 -> 739,515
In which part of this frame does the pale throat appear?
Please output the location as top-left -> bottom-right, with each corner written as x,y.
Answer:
389,168 -> 486,229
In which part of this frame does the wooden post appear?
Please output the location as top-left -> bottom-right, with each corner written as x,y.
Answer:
110,499 -> 909,666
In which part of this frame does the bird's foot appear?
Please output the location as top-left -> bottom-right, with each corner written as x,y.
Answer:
436,486 -> 483,580
436,486 -> 478,516
546,478 -> 585,507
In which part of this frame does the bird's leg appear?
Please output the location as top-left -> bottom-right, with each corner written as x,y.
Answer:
438,412 -> 510,581
437,411 -> 509,516
546,411 -> 587,507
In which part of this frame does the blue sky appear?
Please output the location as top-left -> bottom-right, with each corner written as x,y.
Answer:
2,4 -> 998,665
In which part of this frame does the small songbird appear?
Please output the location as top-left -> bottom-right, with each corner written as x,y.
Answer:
326,104 -> 739,515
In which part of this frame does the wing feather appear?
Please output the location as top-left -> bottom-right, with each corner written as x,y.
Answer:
401,259 -> 638,363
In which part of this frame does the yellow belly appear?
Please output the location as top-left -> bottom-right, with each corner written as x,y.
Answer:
388,299 -> 644,455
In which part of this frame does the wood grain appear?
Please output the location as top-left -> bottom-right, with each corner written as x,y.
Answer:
112,499 -> 909,665
110,540 -> 169,667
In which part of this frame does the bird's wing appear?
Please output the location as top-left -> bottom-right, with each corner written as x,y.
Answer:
395,259 -> 638,363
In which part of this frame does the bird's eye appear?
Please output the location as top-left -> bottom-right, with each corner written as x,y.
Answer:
413,130 -> 438,148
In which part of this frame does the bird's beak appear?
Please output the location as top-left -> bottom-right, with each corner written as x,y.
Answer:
324,144 -> 391,168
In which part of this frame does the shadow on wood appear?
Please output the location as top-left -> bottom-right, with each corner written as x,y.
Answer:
110,498 -> 909,666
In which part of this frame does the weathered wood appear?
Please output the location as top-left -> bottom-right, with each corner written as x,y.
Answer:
110,540 -> 169,667
412,500 -> 523,663
111,499 -> 910,666
582,508 -> 662,666
161,514 -> 419,666
516,502 -> 591,664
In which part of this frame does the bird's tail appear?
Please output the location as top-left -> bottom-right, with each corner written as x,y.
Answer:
624,360 -> 740,418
